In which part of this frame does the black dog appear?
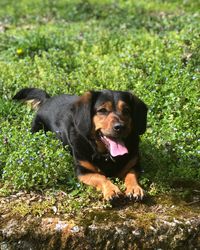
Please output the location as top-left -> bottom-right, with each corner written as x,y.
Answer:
13,88 -> 147,201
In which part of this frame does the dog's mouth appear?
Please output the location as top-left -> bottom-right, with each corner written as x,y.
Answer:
98,132 -> 128,157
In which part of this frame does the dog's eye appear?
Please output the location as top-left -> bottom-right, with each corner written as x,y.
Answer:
122,107 -> 130,115
97,108 -> 108,114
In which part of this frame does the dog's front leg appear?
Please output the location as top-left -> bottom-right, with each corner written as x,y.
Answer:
77,160 -> 122,200
78,172 -> 122,201
124,170 -> 144,200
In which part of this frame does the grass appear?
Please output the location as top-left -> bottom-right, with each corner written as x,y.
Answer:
0,0 -> 199,208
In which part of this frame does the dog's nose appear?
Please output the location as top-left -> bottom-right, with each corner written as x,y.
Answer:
113,123 -> 125,132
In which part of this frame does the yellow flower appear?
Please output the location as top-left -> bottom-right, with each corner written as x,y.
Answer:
17,48 -> 23,55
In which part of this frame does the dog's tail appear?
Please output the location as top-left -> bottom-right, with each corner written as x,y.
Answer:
13,88 -> 50,110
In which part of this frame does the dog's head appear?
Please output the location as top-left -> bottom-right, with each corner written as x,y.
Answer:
73,90 -> 147,156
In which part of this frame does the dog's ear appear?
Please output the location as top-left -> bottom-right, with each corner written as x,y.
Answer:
129,93 -> 148,135
72,91 -> 98,137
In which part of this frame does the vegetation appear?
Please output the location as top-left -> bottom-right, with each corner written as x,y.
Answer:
0,0 -> 199,206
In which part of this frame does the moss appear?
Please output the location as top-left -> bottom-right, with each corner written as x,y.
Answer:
1,192 -> 200,249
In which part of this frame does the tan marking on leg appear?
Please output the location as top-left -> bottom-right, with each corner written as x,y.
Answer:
78,160 -> 100,173
124,170 -> 144,200
78,173 -> 122,200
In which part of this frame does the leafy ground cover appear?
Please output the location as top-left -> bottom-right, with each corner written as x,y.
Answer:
0,0 -> 199,211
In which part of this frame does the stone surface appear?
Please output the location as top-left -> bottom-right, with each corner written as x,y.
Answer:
0,193 -> 200,249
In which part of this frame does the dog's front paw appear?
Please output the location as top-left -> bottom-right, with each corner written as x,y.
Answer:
103,183 -> 122,202
125,184 -> 144,201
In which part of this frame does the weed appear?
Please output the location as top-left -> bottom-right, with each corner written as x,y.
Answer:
0,1 -> 199,205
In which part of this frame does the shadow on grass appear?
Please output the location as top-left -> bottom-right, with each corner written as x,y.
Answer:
3,1 -> 186,33
54,1 -> 184,33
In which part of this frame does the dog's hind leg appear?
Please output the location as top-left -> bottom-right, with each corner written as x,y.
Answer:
31,115 -> 45,133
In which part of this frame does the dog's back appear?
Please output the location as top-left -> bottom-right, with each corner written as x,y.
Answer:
13,88 -> 77,145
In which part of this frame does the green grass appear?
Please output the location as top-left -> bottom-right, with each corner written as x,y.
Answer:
0,0 -> 199,202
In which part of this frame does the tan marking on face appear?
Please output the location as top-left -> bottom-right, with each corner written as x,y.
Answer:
92,100 -> 133,138
117,100 -> 133,135
92,101 -> 114,133
117,100 -> 127,112
98,101 -> 113,112
93,113 -> 118,135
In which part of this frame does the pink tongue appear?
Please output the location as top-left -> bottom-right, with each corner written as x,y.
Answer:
103,136 -> 128,157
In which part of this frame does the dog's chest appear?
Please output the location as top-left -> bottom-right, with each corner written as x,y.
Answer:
93,153 -> 130,177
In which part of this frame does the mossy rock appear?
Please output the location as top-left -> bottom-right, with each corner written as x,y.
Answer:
0,193 -> 199,249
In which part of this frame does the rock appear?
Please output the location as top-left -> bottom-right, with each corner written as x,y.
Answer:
0,193 -> 200,249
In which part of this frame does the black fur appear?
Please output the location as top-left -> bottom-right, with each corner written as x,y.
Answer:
13,88 -> 50,105
13,88 -> 147,179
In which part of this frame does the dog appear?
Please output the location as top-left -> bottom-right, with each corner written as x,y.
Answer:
13,88 -> 148,202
